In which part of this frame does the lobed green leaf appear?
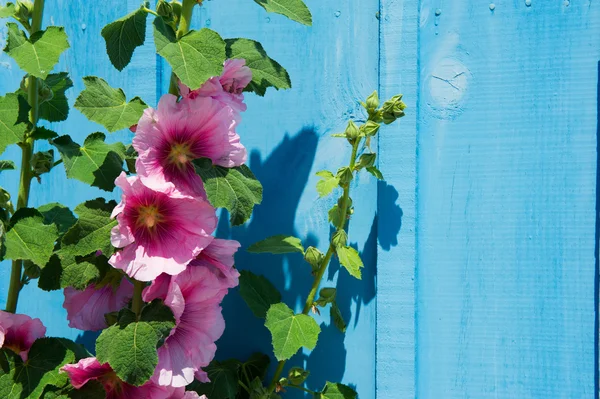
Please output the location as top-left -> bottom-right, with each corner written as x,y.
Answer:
319,382 -> 357,399
188,359 -> 241,399
4,23 -> 69,79
4,208 -> 58,267
74,76 -> 147,132
247,235 -> 304,254
366,166 -> 384,180
225,38 -> 291,96
239,270 -> 281,319
336,246 -> 363,279
0,93 -> 28,155
265,302 -> 320,361
193,158 -> 262,226
253,0 -> 312,26
102,5 -> 148,71
154,18 -> 225,90
39,72 -> 73,122
316,170 -> 339,197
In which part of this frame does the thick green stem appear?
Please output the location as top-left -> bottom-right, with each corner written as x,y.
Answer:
167,0 -> 198,95
5,0 -> 45,313
131,280 -> 145,317
267,138 -> 362,392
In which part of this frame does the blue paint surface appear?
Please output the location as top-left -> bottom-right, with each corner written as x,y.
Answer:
1,0 -> 598,398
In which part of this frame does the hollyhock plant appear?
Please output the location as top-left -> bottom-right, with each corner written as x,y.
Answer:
109,173 -> 217,281
179,58 -> 253,117
134,93 -> 247,197
62,357 -> 205,399
0,311 -> 46,360
142,238 -> 240,387
63,277 -> 134,331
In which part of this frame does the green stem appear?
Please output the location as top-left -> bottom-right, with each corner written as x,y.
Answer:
267,138 -> 362,392
167,0 -> 198,96
5,0 -> 45,314
142,7 -> 160,17
288,384 -> 317,394
131,280 -> 145,317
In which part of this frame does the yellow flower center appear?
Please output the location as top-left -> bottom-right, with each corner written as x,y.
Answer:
136,205 -> 164,229
167,142 -> 194,168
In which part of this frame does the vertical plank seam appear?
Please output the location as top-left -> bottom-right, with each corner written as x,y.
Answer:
595,60 -> 599,399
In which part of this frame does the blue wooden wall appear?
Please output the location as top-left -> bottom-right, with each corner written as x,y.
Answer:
1,0 -> 599,398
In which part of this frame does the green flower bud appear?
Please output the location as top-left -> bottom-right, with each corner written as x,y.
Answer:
344,120 -> 359,141
30,149 -> 54,175
365,90 -> 379,110
156,0 -> 174,19
381,94 -> 407,124
38,82 -> 54,103
361,120 -> 380,136
19,74 -> 29,92
304,246 -> 324,271
0,188 -> 11,209
15,0 -> 33,22
23,260 -> 40,279
332,229 -> 347,248
288,367 -> 310,385
336,166 -> 353,186
318,287 -> 336,303
355,153 -> 376,170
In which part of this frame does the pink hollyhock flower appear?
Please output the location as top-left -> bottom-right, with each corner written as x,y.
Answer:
63,277 -> 134,331
109,173 -> 217,282
179,59 -> 252,116
61,357 -> 205,399
134,93 -> 247,197
0,311 -> 46,360
142,239 -> 240,387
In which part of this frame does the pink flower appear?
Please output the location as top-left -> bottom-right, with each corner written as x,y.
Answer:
63,277 -> 134,331
109,173 -> 217,282
61,357 -> 205,399
179,59 -> 252,116
143,239 -> 240,387
0,311 -> 46,360
134,93 -> 246,197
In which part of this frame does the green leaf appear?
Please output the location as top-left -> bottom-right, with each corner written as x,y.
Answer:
38,203 -> 77,236
0,93 -> 28,155
40,380 -> 106,399
154,18 -> 225,90
240,352 -> 270,383
0,338 -> 79,399
193,158 -> 262,226
60,253 -> 112,290
355,153 -> 376,171
239,270 -> 281,319
225,38 -> 291,96
316,170 -> 339,197
328,205 -> 343,228
188,359 -> 241,399
0,161 -> 15,172
330,301 -> 346,333
0,3 -> 15,18
4,208 -> 58,267
4,23 -> 70,79
14,92 -> 31,124
366,166 -> 384,180
265,302 -> 320,361
247,235 -> 304,255
53,132 -> 126,191
32,126 -> 59,140
74,76 -> 147,132
96,300 -> 175,386
102,6 -> 148,71
39,72 -> 74,122
336,246 -> 363,279
253,0 -> 312,26
59,198 -> 118,258
319,382 -> 357,399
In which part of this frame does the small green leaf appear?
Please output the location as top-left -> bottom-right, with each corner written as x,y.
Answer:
38,202 -> 77,236
4,208 -> 58,267
336,246 -> 363,279
102,6 -> 148,71
32,126 -> 59,140
365,166 -> 384,180
38,72 -> 74,122
0,161 -> 15,172
193,158 -> 262,226
60,253 -> 112,290
265,302 -> 320,361
53,132 -> 126,191
239,270 -> 281,319
59,198 -> 118,258
240,352 -> 270,383
247,235 -> 304,254
253,0 -> 312,25
0,338 -> 80,398
14,92 -> 31,124
0,93 -> 28,155
330,301 -> 346,333
316,170 -> 339,197
74,76 -> 147,132
154,18 -> 226,90
4,23 -> 70,79
320,382 -> 357,399
225,38 -> 291,96
0,3 -> 15,18
188,359 -> 241,399
96,300 -> 175,386
355,153 -> 376,171
328,205 -> 343,228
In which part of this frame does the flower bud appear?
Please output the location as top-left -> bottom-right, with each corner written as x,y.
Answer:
365,90 -> 380,110
156,0 -> 174,19
288,367 -> 310,385
336,166 -> 353,186
0,188 -> 11,209
304,246 -> 324,271
30,149 -> 54,175
38,82 -> 54,103
332,229 -> 347,248
19,75 -> 29,92
361,120 -> 380,137
318,287 -> 336,303
381,94 -> 407,124
15,0 -> 33,22
344,120 -> 359,141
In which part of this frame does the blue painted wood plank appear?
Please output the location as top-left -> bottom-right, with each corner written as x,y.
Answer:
377,0 -> 418,398
416,1 -> 599,398
0,0 -> 158,345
